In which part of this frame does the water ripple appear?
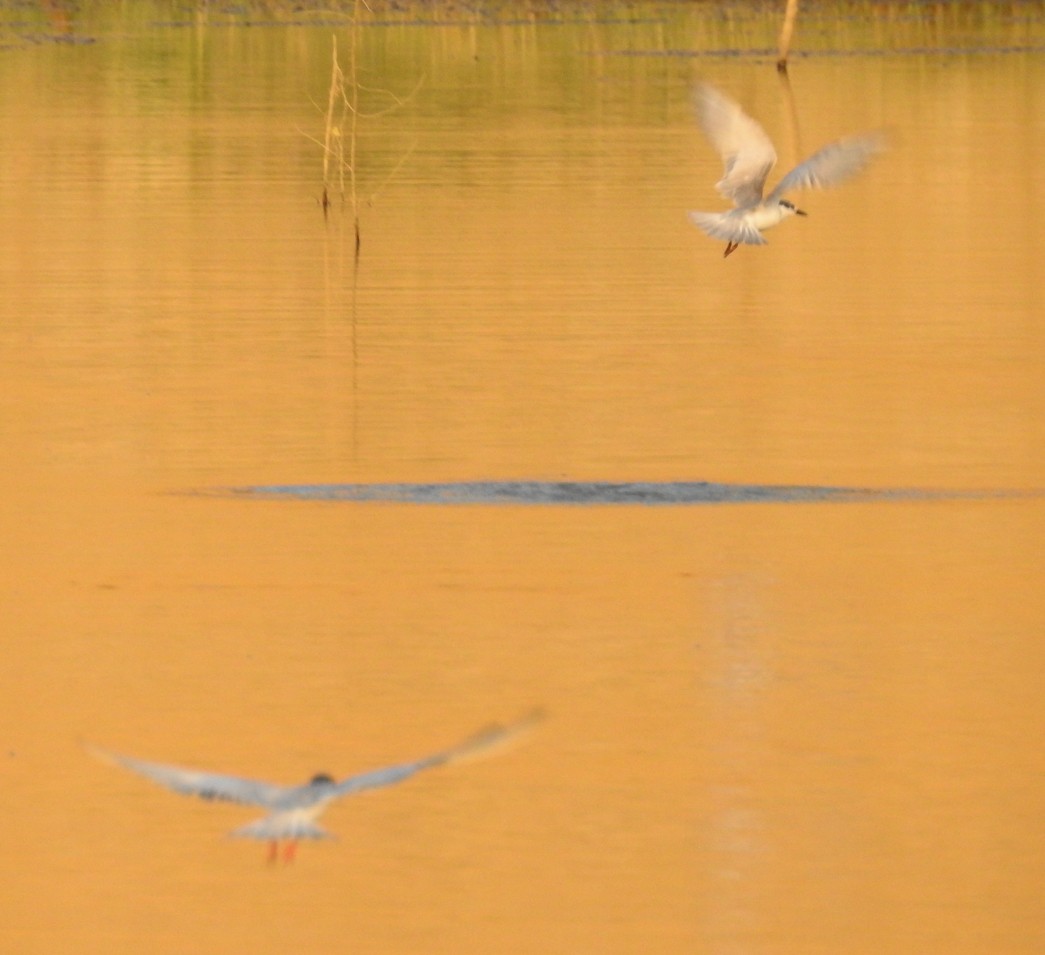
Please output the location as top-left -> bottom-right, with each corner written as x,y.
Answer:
203,481 -> 1034,506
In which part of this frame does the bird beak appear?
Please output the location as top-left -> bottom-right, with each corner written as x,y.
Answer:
795,208 -> 808,216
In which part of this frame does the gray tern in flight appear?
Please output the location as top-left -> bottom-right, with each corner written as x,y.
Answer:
689,82 -> 884,257
91,711 -> 542,862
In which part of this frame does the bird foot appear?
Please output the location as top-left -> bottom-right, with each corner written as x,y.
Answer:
265,840 -> 298,864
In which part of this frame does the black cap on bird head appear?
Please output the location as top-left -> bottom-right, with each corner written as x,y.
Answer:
779,199 -> 808,216
309,772 -> 336,786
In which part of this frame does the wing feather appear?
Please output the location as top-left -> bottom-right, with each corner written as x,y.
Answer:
694,83 -> 777,208
768,133 -> 884,201
329,710 -> 545,799
90,747 -> 290,807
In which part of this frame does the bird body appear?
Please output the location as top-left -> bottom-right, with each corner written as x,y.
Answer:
90,711 -> 541,862
690,82 -> 883,256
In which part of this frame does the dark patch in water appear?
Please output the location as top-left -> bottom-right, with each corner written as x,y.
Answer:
594,44 -> 1045,58
12,32 -> 97,45
204,481 -> 1033,507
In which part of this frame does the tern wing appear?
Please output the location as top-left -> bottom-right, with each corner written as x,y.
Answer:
694,82 -> 777,208
767,133 -> 884,201
329,710 -> 545,800
91,747 -> 291,808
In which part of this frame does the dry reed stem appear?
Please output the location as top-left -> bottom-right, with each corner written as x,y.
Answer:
348,0 -> 361,254
777,0 -> 800,72
314,0 -> 418,259
321,35 -> 343,216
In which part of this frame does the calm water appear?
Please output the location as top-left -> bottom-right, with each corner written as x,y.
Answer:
1,2 -> 1043,954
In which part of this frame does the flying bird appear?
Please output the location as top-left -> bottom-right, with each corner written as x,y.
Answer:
689,82 -> 884,257
90,711 -> 542,863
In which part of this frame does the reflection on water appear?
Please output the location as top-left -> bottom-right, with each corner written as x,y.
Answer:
700,573 -> 774,951
1,3 -> 1043,955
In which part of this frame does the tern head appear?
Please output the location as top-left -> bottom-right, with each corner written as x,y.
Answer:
778,199 -> 807,217
309,772 -> 336,786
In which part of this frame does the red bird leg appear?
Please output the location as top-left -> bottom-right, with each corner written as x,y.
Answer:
283,841 -> 298,863
267,840 -> 279,864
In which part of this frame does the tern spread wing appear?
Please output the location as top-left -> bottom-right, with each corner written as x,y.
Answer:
330,709 -> 545,799
694,82 -> 777,208
90,709 -> 545,851
90,748 -> 291,807
767,133 -> 884,201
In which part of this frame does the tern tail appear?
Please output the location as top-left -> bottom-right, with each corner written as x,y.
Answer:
688,210 -> 767,247
231,816 -> 332,841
